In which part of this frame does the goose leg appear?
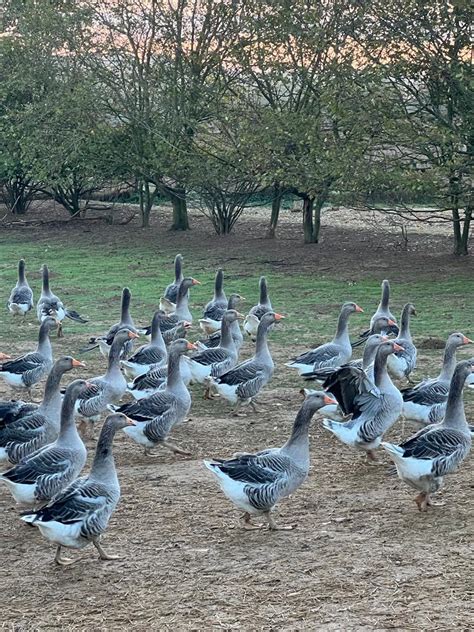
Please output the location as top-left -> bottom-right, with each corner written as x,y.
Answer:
242,512 -> 264,530
232,400 -> 244,416
57,322 -> 64,338
93,538 -> 120,561
415,492 -> 429,512
54,545 -> 75,566
144,447 -> 159,457
162,440 -> 191,456
249,399 -> 260,413
265,512 -> 294,531
366,450 -> 383,466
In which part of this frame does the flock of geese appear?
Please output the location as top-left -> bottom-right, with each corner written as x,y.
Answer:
0,255 -> 473,565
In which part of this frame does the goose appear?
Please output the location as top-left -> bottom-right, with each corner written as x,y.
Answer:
0,357 -> 85,464
186,310 -> 243,392
387,303 -> 417,381
162,320 -> 192,345
286,302 -> 364,375
382,360 -> 473,511
243,276 -> 272,340
8,259 -> 34,318
76,329 -> 139,433
208,312 -> 283,414
301,334 -> 388,421
37,265 -> 87,335
401,332 -> 472,426
164,253 -> 184,303
301,332 -> 388,382
195,294 -> 245,351
120,310 -> 167,378
204,391 -> 337,530
81,288 -> 137,358
353,280 -> 399,347
115,339 -> 196,456
199,269 -> 228,334
0,316 -> 58,395
0,379 -> 90,505
22,413 -> 135,566
159,277 -> 200,331
126,354 -> 192,400
322,340 -> 404,463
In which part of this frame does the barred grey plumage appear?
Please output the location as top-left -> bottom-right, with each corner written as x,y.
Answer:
164,254 -> 184,303
8,259 -> 34,316
0,380 -> 89,504
204,391 -> 335,529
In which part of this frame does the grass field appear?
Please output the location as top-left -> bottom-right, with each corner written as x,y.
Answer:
1,205 -> 473,630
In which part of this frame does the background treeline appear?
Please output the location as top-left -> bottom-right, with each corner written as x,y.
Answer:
0,0 -> 471,254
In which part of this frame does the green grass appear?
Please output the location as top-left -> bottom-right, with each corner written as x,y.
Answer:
0,231 -> 473,372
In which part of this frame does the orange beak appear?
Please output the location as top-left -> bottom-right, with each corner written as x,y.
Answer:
85,381 -> 94,388
191,278 -> 201,285
323,395 -> 338,406
187,342 -> 198,351
236,312 -> 245,320
0,353 -> 11,361
388,319 -> 397,326
125,416 -> 136,426
381,335 -> 389,342
462,336 -> 473,344
128,331 -> 140,339
355,305 -> 364,313
274,313 -> 285,321
184,321 -> 192,328
393,342 -> 405,352
72,359 -> 86,368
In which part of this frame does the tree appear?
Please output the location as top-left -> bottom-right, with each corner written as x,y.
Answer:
358,0 -> 472,255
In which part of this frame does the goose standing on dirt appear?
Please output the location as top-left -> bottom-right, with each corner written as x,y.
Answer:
382,360 -> 473,511
196,294 -> 245,351
36,264 -> 87,335
76,329 -> 139,435
22,413 -> 135,566
387,303 -> 417,381
8,259 -> 34,318
401,332 -> 472,426
0,379 -> 90,505
204,391 -> 337,530
208,312 -> 284,414
199,269 -> 228,335
0,357 -> 85,465
115,339 -> 196,457
286,302 -> 364,375
354,280 -> 399,347
82,288 -> 137,358
164,254 -> 184,303
187,310 -> 243,393
0,316 -> 58,395
322,340 -> 404,463
121,310 -> 167,378
243,276 -> 273,340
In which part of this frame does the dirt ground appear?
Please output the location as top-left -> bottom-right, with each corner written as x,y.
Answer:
1,205 -> 473,631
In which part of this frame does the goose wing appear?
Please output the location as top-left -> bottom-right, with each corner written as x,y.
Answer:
190,348 -> 229,367
399,426 -> 468,460
3,446 -> 77,484
323,366 -> 376,416
401,380 -> 448,405
292,343 -> 342,369
216,359 -> 263,386
1,353 -> 45,376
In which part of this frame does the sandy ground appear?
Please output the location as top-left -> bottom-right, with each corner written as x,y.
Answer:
1,206 -> 473,631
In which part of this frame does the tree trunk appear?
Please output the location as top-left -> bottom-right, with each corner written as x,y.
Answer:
302,196 -> 316,243
266,182 -> 283,238
138,180 -> 153,228
169,187 -> 190,231
453,205 -> 471,256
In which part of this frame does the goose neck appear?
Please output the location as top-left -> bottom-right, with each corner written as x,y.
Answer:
380,281 -> 390,309
167,349 -> 183,388
90,424 -> 119,482
438,342 -> 459,382
42,266 -> 50,294
443,369 -> 468,429
37,326 -> 53,359
281,406 -> 312,466
399,306 -> 412,340
259,278 -> 269,306
18,261 -> 26,284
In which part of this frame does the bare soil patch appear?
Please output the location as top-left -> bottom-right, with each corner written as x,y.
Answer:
1,204 -> 473,631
